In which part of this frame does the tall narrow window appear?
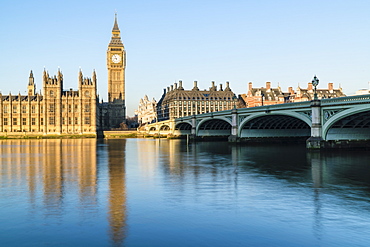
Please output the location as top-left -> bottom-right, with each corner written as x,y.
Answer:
49,117 -> 55,125
49,105 -> 55,113
85,104 -> 90,112
84,117 -> 90,125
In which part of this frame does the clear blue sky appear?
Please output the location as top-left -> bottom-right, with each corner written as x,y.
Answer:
1,0 -> 370,116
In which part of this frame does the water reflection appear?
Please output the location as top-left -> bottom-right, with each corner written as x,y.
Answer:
0,139 -> 97,217
106,139 -> 127,246
0,139 -> 128,246
1,139 -> 370,246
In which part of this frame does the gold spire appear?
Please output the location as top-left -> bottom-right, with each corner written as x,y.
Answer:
112,12 -> 120,32
109,13 -> 123,47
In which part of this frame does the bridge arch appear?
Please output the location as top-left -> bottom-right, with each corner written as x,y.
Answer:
197,118 -> 232,137
239,113 -> 311,138
174,122 -> 192,136
323,106 -> 370,140
159,125 -> 170,131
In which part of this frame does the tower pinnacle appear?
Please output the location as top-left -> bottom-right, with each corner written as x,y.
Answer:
112,12 -> 120,32
109,13 -> 123,47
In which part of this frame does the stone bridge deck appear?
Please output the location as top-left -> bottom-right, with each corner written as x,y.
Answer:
145,95 -> 370,148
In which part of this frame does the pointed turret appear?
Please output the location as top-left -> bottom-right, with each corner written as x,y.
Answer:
92,69 -> 97,85
109,13 -> 124,47
79,68 -> 83,84
28,70 -> 34,85
57,67 -> 63,86
28,70 -> 35,95
112,13 -> 120,32
43,68 -> 48,83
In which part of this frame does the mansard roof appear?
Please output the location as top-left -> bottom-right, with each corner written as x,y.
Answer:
296,87 -> 345,98
161,81 -> 236,103
248,87 -> 286,100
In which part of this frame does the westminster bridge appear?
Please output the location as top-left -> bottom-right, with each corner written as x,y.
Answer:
145,94 -> 370,148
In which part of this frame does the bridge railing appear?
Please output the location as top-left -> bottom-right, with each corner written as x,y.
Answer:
174,94 -> 370,123
321,94 -> 370,106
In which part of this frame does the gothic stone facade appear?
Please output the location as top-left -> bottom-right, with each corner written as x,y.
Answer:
0,15 -> 126,135
100,14 -> 126,130
0,69 -> 97,134
157,80 -> 238,121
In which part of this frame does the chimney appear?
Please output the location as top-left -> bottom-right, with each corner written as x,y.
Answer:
248,82 -> 253,91
308,83 -> 313,91
266,82 -> 271,90
163,88 -> 166,94
288,87 -> 294,94
167,86 -> 170,92
219,84 -> 223,91
193,80 -> 199,90
174,83 -> 178,89
211,81 -> 217,91
328,82 -> 333,92
171,85 -> 174,91
179,80 -> 183,89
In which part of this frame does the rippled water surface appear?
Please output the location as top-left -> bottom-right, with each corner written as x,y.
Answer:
1,139 -> 370,246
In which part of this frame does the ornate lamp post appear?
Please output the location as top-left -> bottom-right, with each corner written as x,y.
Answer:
312,75 -> 319,100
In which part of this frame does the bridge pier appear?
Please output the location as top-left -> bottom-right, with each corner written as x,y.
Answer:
306,99 -> 324,149
228,108 -> 239,142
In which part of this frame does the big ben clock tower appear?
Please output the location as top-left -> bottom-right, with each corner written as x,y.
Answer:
107,13 -> 126,127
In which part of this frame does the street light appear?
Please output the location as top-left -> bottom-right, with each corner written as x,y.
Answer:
312,75 -> 319,100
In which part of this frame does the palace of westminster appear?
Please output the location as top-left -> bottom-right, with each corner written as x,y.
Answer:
0,16 -> 126,135
0,16 -> 346,135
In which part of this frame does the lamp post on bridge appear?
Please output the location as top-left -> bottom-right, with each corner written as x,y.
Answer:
229,95 -> 239,142
312,75 -> 319,100
307,75 -> 323,149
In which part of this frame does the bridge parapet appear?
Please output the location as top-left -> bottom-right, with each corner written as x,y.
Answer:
145,95 -> 370,148
321,94 -> 370,106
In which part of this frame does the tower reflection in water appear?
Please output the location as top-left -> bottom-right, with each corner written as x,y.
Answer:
0,138 -> 128,245
106,139 -> 127,245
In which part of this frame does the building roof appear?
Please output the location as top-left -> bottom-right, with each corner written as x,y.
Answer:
160,81 -> 236,104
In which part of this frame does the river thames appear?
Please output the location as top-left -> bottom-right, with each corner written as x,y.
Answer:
1,138 -> 370,246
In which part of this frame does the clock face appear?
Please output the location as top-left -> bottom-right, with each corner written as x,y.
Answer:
111,54 -> 121,63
